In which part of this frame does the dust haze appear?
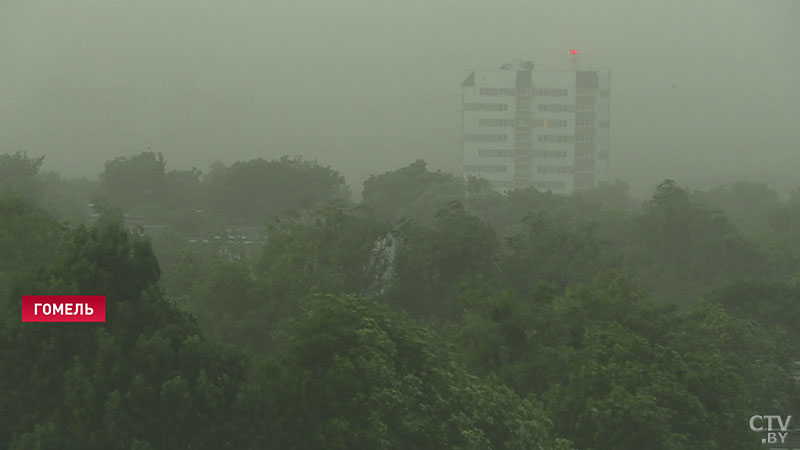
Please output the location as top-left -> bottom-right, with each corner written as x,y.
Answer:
1,0 -> 798,197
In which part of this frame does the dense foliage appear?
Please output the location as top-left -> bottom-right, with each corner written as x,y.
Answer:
1,151 -> 798,449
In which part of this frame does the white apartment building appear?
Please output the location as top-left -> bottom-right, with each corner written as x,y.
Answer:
461,59 -> 610,193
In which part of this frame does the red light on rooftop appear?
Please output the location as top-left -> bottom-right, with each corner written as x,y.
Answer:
570,49 -> 579,55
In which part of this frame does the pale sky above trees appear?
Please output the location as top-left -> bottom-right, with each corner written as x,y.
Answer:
1,0 -> 799,198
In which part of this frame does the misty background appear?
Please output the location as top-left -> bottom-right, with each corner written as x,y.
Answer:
1,0 -> 798,198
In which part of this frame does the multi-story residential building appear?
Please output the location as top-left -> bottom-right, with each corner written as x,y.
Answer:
461,57 -> 610,193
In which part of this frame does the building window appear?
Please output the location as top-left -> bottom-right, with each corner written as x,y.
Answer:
537,135 -> 575,143
538,104 -> 575,112
537,165 -> 574,174
480,88 -> 516,96
533,88 -> 568,96
515,133 -> 531,141
532,150 -> 567,158
479,118 -> 514,127
464,103 -> 509,111
487,103 -> 509,111
534,119 -> 567,128
464,164 -> 508,173
478,149 -> 514,157
532,180 -> 566,189
464,134 -> 508,142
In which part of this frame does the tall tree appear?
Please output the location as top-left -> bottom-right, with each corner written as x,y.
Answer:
172,201 -> 391,356
456,272 -> 796,450
628,180 -> 765,301
0,151 -> 45,199
202,156 -> 349,224
361,159 -> 465,224
694,181 -> 782,237
1,217 -> 247,450
99,152 -> 167,211
706,279 -> 800,352
0,195 -> 66,276
502,209 -> 614,295
241,294 -> 571,450
770,188 -> 800,258
389,201 -> 498,320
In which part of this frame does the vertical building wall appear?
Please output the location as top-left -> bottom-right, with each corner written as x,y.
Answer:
573,70 -> 598,190
595,68 -> 611,184
461,68 -> 517,189
530,69 -> 576,193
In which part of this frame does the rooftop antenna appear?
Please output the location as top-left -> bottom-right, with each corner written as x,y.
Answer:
570,49 -> 580,70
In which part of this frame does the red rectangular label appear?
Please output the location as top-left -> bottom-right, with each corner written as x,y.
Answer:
22,296 -> 106,322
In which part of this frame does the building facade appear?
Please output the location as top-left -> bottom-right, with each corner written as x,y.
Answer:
461,60 -> 610,193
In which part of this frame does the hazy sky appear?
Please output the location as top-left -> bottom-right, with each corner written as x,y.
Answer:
1,0 -> 799,198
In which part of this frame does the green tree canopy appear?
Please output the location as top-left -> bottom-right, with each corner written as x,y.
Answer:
202,156 -> 349,224
0,151 -> 45,199
457,272 -> 796,450
389,201 -> 498,320
361,159 -> 465,224
241,294 -> 571,450
502,209 -> 614,295
694,181 -> 782,237
99,151 -> 167,211
706,279 -> 800,352
769,189 -> 800,258
628,180 -> 766,301
1,218 -> 247,450
0,195 -> 66,276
